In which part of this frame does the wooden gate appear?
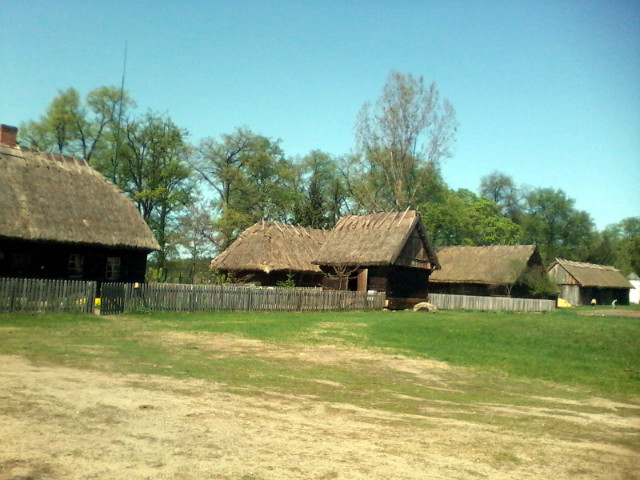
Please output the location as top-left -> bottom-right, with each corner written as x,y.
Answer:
100,282 -> 126,315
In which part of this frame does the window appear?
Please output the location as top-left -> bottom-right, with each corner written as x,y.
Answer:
106,257 -> 121,280
68,254 -> 84,278
10,252 -> 32,275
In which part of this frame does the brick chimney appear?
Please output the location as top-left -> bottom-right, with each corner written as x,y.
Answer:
0,124 -> 18,148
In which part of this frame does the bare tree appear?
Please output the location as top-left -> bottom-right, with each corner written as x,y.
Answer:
323,265 -> 361,291
353,71 -> 458,211
479,171 -> 523,220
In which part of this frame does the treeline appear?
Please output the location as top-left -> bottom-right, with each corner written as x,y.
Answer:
18,72 -> 639,281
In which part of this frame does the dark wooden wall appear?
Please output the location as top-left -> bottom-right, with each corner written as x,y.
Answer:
0,239 -> 149,284
226,270 -> 324,288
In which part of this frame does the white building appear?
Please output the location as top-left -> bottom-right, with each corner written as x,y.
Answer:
629,273 -> 640,304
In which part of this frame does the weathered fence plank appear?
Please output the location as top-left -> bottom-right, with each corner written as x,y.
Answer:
1,278 -> 557,315
97,282 -> 386,314
0,277 -> 96,314
428,293 -> 555,312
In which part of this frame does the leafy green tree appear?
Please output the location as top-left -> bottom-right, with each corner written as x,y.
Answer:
586,227 -> 618,267
479,171 -> 522,221
20,87 -> 196,281
235,143 -> 297,222
193,127 -> 296,248
19,86 -> 133,169
292,150 -> 347,228
350,71 -> 458,211
118,113 -> 194,280
422,189 -> 521,246
175,203 -> 217,283
521,188 -> 595,263
616,217 -> 640,275
595,217 -> 640,275
466,196 -> 523,245
20,88 -> 80,154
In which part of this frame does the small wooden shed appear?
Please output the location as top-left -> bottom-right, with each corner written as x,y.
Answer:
313,210 -> 440,309
429,245 -> 547,297
210,221 -> 329,287
0,124 -> 160,284
547,259 -> 632,306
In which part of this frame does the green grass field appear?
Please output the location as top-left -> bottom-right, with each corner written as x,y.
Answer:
1,306 -> 638,401
2,306 -> 640,478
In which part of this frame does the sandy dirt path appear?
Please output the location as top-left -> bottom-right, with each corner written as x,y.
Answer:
1,348 -> 639,480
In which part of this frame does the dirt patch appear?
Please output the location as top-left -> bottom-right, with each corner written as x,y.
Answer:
155,330 -> 452,369
578,308 -> 640,318
1,345 -> 639,480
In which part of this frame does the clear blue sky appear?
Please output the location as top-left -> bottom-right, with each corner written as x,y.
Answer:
2,0 -> 639,230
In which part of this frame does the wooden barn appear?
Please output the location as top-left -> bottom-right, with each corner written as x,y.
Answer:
0,124 -> 160,284
210,221 -> 329,287
547,258 -> 632,306
429,245 -> 548,297
313,210 -> 440,309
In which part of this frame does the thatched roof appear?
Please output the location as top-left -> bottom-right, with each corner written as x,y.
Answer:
313,210 -> 440,269
210,221 -> 328,274
0,144 -> 160,251
430,245 -> 541,285
549,259 -> 632,289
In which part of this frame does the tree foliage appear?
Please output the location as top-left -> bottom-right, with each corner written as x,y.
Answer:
594,217 -> 640,275
19,86 -> 133,170
118,113 -> 194,280
292,150 -> 347,228
519,188 -> 595,262
479,170 -> 522,221
192,127 -> 296,248
19,88 -> 195,280
478,173 -> 602,264
174,203 -> 218,283
422,189 -> 521,246
350,71 -> 458,211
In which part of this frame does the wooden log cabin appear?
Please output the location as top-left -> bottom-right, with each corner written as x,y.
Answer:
313,210 -> 440,309
429,244 -> 548,297
0,124 -> 159,285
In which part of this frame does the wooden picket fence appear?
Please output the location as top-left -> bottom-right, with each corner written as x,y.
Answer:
0,277 -> 558,315
428,293 -> 556,312
0,277 -> 97,314
101,282 -> 387,314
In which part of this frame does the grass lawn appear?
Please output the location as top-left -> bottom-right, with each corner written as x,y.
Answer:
1,306 -> 639,479
1,306 -> 638,399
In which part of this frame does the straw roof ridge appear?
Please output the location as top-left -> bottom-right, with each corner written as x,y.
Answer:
211,220 -> 328,274
0,144 -> 159,251
430,244 -> 540,285
555,258 -> 618,271
551,258 -> 632,289
313,210 -> 439,268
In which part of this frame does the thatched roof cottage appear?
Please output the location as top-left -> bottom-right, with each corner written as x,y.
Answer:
0,124 -> 159,283
313,210 -> 440,309
210,221 -> 329,287
429,245 -> 547,297
547,258 -> 631,306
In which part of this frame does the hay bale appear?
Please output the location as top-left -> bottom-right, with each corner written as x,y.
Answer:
413,302 -> 437,313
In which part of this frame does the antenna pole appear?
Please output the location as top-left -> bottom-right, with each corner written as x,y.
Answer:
113,41 -> 128,183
